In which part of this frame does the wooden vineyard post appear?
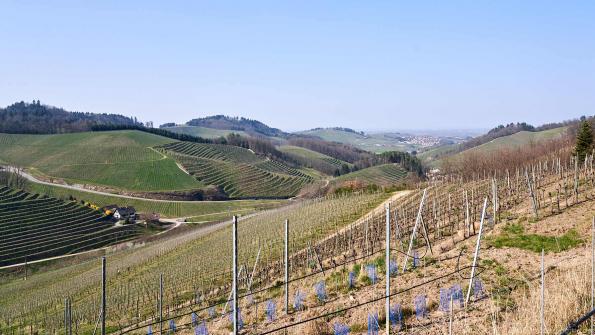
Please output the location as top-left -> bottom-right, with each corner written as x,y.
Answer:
385,203 -> 391,334
526,170 -> 539,219
284,219 -> 289,315
575,156 -> 579,204
465,190 -> 470,238
471,188 -> 476,233
592,217 -> 594,335
492,178 -> 498,224
402,189 -> 427,273
232,215 -> 238,335
465,198 -> 487,306
64,298 -> 71,335
448,193 -> 452,231
394,207 -> 404,254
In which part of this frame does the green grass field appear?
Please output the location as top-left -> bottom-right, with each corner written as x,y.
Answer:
333,163 -> 409,186
419,127 -> 569,167
25,182 -> 285,218
162,125 -> 249,139
0,131 -> 202,192
463,127 -> 568,154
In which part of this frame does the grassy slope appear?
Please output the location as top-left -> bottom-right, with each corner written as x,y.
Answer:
420,126 -> 568,167
26,181 -> 285,218
163,126 -> 249,139
333,163 -> 408,186
464,127 -> 568,154
0,131 -> 202,192
297,129 -> 413,153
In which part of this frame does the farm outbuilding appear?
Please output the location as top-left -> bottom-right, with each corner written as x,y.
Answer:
113,206 -> 137,220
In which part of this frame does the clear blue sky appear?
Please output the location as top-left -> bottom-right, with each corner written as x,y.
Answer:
1,1 -> 594,131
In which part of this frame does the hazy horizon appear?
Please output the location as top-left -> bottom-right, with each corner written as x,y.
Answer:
2,1 -> 594,130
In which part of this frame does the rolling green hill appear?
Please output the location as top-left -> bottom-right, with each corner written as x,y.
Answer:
463,127 -> 568,154
0,131 -> 202,192
419,126 -> 569,167
332,163 -> 409,186
159,142 -> 314,198
297,128 -> 414,153
162,125 -> 249,139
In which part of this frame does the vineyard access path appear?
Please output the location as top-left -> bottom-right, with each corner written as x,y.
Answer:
1,165 -> 259,204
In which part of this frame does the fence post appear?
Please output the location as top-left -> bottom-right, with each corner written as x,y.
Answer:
101,256 -> 106,335
64,298 -> 69,335
159,273 -> 163,335
591,216 -> 594,335
68,298 -> 72,335
233,215 -> 238,335
465,198 -> 487,305
541,249 -> 545,335
284,219 -> 289,315
385,203 -> 391,334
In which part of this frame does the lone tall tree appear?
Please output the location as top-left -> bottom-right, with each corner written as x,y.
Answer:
575,120 -> 593,162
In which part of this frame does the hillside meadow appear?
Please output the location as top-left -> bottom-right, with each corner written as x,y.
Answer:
0,131 -> 202,192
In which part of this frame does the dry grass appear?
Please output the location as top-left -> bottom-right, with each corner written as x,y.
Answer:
498,262 -> 592,334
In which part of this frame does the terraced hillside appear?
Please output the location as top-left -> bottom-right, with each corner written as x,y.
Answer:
333,163 -> 408,186
278,145 -> 352,175
159,142 -> 314,198
0,131 -> 202,192
0,187 -> 138,266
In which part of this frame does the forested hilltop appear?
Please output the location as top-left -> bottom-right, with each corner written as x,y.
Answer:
181,115 -> 288,137
0,100 -> 140,134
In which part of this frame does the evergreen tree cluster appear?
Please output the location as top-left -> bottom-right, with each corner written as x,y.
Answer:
575,120 -> 593,162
